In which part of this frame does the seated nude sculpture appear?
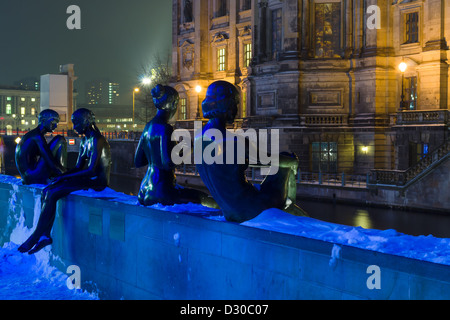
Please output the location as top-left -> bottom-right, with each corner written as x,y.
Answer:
195,81 -> 307,223
15,109 -> 67,185
134,84 -> 217,208
19,108 -> 111,254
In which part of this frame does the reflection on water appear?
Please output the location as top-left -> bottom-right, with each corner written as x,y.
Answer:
354,210 -> 372,230
109,174 -> 450,239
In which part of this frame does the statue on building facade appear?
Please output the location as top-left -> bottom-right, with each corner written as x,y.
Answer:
134,84 -> 218,208
18,108 -> 111,254
195,80 -> 307,223
15,109 -> 67,185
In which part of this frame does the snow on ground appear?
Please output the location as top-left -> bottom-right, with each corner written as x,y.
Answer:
0,175 -> 98,300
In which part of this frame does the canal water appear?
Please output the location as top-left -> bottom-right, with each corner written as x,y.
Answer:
109,174 -> 450,239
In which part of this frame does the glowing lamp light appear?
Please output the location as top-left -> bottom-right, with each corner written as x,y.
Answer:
134,88 -> 140,93
142,77 -> 151,85
15,137 -> 21,144
361,146 -> 369,154
195,85 -> 202,93
399,62 -> 407,73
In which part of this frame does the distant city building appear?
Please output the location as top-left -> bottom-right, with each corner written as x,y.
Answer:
86,80 -> 120,105
13,77 -> 40,91
77,103 -> 137,132
40,64 -> 77,130
171,0 -> 449,176
0,86 -> 41,134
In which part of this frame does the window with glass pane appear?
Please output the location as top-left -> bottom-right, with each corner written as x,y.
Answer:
244,43 -> 252,67
183,0 -> 193,23
218,48 -> 226,71
314,2 -> 341,58
272,9 -> 282,59
242,0 -> 251,11
405,76 -> 417,110
216,0 -> 227,17
311,142 -> 338,173
180,98 -> 187,120
405,12 -> 419,44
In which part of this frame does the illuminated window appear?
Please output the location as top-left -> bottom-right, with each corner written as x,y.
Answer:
405,76 -> 417,110
31,98 -> 36,102
405,12 -> 419,44
311,142 -> 338,173
32,120 -> 36,125
314,2 -> 341,58
180,98 -> 187,120
21,107 -> 26,115
6,97 -> 11,101
244,43 -> 252,68
31,108 -> 36,115
21,97 -> 26,102
217,47 -> 226,71
6,104 -> 12,114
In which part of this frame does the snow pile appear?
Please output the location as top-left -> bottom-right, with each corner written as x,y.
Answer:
0,243 -> 98,300
0,178 -> 98,300
241,209 -> 450,266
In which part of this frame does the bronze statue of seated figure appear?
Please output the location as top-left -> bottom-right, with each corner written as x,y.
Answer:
195,80 -> 308,223
18,108 -> 111,254
15,109 -> 67,185
134,84 -> 217,208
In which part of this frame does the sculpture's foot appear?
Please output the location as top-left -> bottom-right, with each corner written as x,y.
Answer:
18,235 -> 40,253
28,236 -> 53,255
284,203 -> 309,217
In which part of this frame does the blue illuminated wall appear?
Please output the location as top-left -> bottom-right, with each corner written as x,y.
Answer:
0,179 -> 449,300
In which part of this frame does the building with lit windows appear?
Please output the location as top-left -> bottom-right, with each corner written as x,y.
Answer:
171,0 -> 449,177
0,86 -> 41,134
86,80 -> 121,105
171,0 -> 253,128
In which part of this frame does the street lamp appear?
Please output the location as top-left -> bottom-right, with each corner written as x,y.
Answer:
142,77 -> 151,85
195,85 -> 202,119
133,87 -> 140,129
399,61 -> 407,111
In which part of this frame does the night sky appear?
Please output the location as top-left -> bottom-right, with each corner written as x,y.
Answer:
0,0 -> 172,104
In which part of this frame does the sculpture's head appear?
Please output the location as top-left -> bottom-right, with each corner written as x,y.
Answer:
152,84 -> 179,119
202,81 -> 239,124
72,108 -> 96,135
38,109 -> 60,132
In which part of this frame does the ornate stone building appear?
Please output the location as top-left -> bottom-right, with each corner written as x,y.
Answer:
171,0 -> 449,175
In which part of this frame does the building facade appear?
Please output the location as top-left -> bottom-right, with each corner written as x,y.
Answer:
0,86 -> 41,134
171,0 -> 449,174
86,80 -> 121,105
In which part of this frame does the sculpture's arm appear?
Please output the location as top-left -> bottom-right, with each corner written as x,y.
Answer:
34,135 -> 65,174
52,135 -> 104,182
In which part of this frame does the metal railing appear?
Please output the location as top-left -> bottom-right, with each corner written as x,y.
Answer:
174,164 -> 369,189
370,140 -> 450,186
